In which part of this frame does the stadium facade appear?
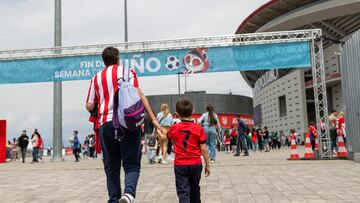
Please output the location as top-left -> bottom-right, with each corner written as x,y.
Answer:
147,92 -> 253,129
236,0 -> 360,141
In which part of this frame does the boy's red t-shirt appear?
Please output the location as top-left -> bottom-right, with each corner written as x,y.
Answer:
168,120 -> 207,166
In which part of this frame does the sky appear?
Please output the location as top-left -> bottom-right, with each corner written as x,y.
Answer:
0,0 -> 268,146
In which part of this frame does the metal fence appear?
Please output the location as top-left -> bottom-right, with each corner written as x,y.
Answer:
341,29 -> 360,161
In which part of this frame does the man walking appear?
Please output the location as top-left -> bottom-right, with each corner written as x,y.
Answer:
86,47 -> 162,203
234,115 -> 249,156
18,130 -> 29,163
72,130 -> 80,162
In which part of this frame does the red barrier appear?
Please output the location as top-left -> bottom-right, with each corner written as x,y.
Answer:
0,120 -> 6,163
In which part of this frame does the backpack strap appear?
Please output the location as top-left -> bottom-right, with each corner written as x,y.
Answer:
112,90 -> 120,129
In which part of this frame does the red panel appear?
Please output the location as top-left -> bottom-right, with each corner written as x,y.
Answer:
0,120 -> 6,163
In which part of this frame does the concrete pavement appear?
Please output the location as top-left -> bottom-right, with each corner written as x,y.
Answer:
1,147 -> 359,203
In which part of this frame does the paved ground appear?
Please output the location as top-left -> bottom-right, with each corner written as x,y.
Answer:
1,147 -> 360,203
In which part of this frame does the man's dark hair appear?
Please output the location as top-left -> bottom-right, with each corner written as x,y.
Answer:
176,99 -> 193,118
102,47 -> 119,66
74,130 -> 78,135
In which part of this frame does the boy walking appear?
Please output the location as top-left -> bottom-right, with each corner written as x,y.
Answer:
166,99 -> 210,203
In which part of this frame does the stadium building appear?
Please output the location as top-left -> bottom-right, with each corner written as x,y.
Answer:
236,0 -> 360,140
147,91 -> 253,129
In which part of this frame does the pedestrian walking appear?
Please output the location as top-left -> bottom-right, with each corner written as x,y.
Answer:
256,127 -> 263,152
85,47 -> 162,203
156,103 -> 173,164
308,123 -> 317,151
234,115 -> 249,156
18,130 -> 29,163
251,129 -> 258,152
10,138 -> 18,161
198,105 -> 221,163
263,127 -> 270,152
230,126 -> 237,154
30,131 -> 42,163
224,130 -> 231,153
167,99 -> 210,203
72,130 -> 80,162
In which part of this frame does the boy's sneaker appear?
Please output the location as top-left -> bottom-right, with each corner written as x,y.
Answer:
157,158 -> 162,164
119,193 -> 134,203
161,160 -> 168,165
210,160 -> 215,163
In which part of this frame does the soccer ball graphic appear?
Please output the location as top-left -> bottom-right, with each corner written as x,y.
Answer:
165,56 -> 180,71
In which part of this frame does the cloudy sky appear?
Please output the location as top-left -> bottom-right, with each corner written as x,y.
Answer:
0,0 -> 267,146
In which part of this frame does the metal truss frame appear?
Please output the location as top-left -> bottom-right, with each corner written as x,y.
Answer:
1,29 -> 317,60
310,29 -> 331,158
0,29 -> 330,158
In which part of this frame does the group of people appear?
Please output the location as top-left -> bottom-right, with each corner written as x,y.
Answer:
69,132 -> 98,162
308,110 -> 346,155
6,129 -> 44,163
224,125 -> 284,155
144,103 -> 232,165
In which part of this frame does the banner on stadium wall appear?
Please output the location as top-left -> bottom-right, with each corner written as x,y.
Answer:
0,41 -> 311,84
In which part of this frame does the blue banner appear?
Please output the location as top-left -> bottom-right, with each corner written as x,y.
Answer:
0,41 -> 311,84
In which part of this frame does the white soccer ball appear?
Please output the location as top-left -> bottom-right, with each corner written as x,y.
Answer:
165,56 -> 180,71
69,138 -> 74,143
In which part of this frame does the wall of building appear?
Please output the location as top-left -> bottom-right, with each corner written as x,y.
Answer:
253,69 -> 308,139
341,29 -> 360,161
324,44 -> 344,112
147,93 -> 253,115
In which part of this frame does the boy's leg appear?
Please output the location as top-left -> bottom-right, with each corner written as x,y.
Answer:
174,166 -> 190,203
121,129 -> 142,198
189,165 -> 202,203
100,122 -> 122,203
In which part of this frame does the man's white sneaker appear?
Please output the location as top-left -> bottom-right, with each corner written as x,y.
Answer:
119,193 -> 134,203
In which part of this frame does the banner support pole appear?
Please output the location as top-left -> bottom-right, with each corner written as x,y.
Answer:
52,0 -> 63,162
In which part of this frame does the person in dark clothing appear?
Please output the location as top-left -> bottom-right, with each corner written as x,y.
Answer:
234,116 -> 249,156
18,130 -> 29,163
256,128 -> 263,152
72,130 -> 80,162
263,127 -> 270,152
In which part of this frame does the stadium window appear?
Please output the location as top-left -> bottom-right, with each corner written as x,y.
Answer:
278,95 -> 287,117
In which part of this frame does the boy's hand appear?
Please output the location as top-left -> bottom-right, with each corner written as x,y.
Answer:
205,165 -> 210,177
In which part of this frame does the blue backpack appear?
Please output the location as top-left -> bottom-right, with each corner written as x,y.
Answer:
113,66 -> 145,141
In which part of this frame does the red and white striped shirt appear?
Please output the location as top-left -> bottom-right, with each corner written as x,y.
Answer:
86,65 -> 139,126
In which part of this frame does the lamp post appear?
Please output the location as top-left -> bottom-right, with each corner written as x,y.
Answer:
124,0 -> 128,43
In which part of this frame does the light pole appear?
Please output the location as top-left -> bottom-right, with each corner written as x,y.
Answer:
177,73 -> 181,95
124,0 -> 128,43
53,0 -> 63,162
182,74 -> 190,93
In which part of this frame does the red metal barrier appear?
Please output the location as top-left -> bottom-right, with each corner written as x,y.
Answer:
0,120 -> 6,163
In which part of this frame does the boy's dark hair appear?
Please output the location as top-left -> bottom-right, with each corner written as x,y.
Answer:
102,47 -> 119,66
176,99 -> 193,118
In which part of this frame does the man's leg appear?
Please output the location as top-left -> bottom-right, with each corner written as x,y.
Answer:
21,148 -> 26,163
100,122 -> 122,203
241,135 -> 249,155
189,165 -> 202,203
235,137 -> 241,155
174,166 -> 190,203
33,148 -> 39,162
121,129 -> 142,198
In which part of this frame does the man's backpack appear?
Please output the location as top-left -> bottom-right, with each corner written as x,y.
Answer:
113,66 -> 145,141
